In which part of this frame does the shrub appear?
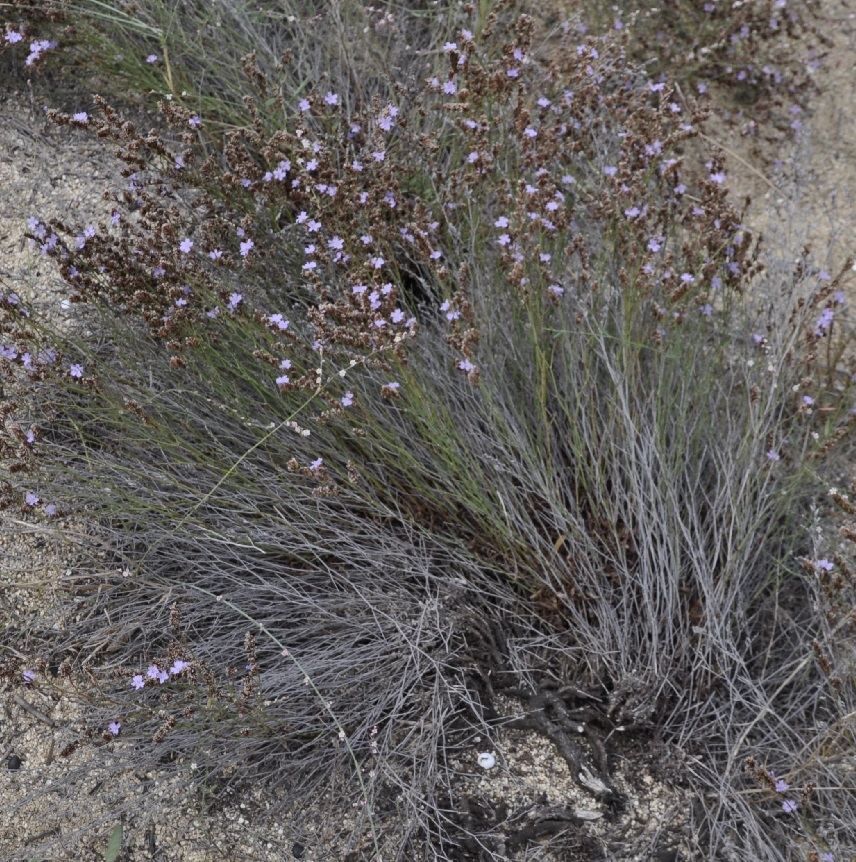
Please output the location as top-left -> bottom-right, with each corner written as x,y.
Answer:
2,1 -> 856,860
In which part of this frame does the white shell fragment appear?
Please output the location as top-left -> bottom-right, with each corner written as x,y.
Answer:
477,752 -> 497,769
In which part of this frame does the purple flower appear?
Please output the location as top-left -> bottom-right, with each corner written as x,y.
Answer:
815,559 -> 834,571
372,150 -> 385,162
25,492 -> 39,507
72,112 -> 88,123
497,233 -> 511,247
108,721 -> 122,736
548,285 -> 564,297
23,669 -> 36,683
495,216 -> 509,228
146,665 -> 161,680
624,206 -> 641,219
307,220 -> 321,233
782,799 -> 798,814
5,31 -> 23,44
310,457 -> 324,470
146,54 -> 158,63
44,503 -> 57,517
157,670 -> 169,684
710,172 -> 727,184
324,91 -> 339,106
188,115 -> 200,128
603,165 -> 617,177
459,358 -> 474,372
228,292 -> 242,310
69,364 -> 84,379
523,127 -> 537,138
775,778 -> 790,793
342,391 -> 354,407
276,375 -> 290,386
442,81 -> 457,95
442,41 -> 457,52
209,249 -> 223,260
298,98 -> 310,112
179,238 -> 193,254
169,660 -> 189,675
766,450 -> 780,462
239,239 -> 254,257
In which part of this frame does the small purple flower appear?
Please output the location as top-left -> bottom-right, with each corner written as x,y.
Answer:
146,665 -> 161,679
766,450 -> 780,462
442,41 -> 457,52
108,721 -> 122,736
276,375 -> 290,386
624,206 -> 641,219
179,238 -> 193,254
228,292 -> 242,310
710,172 -> 727,184
72,112 -> 88,124
209,249 -> 222,260
443,81 -> 457,95
775,778 -> 790,793
523,127 -> 537,138
782,799 -> 798,814
146,54 -> 158,63
25,492 -> 39,507
239,239 -> 254,257
5,31 -> 23,45
373,150 -> 385,162
324,91 -> 339,106
44,503 -> 57,517
174,155 -> 185,169
458,358 -> 474,372
188,115 -> 201,128
815,559 -> 834,571
69,364 -> 84,379
23,669 -> 36,683
497,233 -> 511,247
169,659 -> 189,676
298,98 -> 311,112
157,669 -> 169,684
307,220 -> 321,233
495,216 -> 509,228
310,457 -> 323,470
603,165 -> 617,177
342,391 -> 354,407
